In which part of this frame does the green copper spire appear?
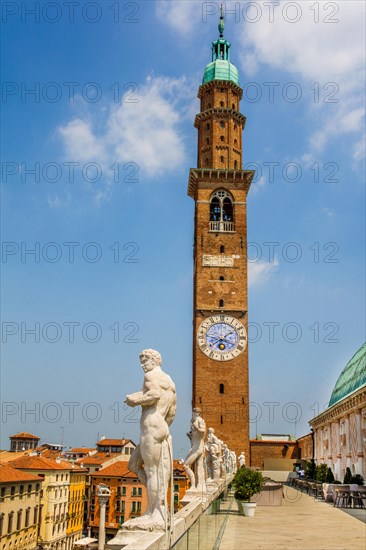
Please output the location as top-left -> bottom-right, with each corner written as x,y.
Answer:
202,7 -> 239,85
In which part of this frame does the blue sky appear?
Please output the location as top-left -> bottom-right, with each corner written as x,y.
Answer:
1,1 -> 365,455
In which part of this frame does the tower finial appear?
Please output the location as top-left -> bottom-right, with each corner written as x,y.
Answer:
218,4 -> 225,38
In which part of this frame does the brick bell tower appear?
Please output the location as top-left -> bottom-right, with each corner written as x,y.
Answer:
187,9 -> 254,459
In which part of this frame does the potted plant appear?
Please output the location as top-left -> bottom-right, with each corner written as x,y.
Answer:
232,467 -> 263,517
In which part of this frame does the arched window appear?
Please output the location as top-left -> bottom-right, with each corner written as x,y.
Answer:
232,103 -> 235,109
210,191 -> 234,232
220,415 -> 223,424
220,135 -> 225,142
220,121 -> 225,128
219,299 -> 224,308
234,138 -> 238,146
234,124 -> 237,131
220,156 -> 225,163
219,384 -> 224,394
220,101 -> 224,107
205,137 -> 209,145
219,276 -> 224,281
234,160 -> 238,169
220,245 -> 225,253
206,123 -> 210,130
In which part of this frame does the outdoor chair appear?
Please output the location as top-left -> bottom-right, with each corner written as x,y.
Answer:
334,487 -> 351,508
350,490 -> 364,508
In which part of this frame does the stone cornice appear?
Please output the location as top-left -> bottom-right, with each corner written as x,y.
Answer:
187,168 -> 254,199
198,80 -> 243,100
310,385 -> 366,428
195,109 -> 246,129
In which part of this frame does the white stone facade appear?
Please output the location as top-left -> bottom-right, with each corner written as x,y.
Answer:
310,385 -> 366,480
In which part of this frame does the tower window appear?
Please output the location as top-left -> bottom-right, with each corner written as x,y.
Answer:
219,384 -> 224,394
219,299 -> 224,308
232,103 -> 235,109
234,124 -> 237,131
220,245 -> 225,253
220,101 -> 224,107
234,160 -> 238,169
205,138 -> 209,145
210,191 -> 234,227
220,135 -> 225,142
220,156 -> 225,163
219,276 -> 224,281
205,158 -> 209,166
220,415 -> 223,424
220,121 -> 225,128
206,123 -> 210,130
208,103 -> 212,108
234,138 -> 238,146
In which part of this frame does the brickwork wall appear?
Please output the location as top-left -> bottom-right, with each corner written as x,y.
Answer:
197,81 -> 244,170
297,433 -> 313,461
250,441 -> 300,469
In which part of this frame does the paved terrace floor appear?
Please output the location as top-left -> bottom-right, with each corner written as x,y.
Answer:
218,487 -> 366,550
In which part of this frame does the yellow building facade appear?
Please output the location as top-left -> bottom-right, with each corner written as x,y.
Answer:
0,463 -> 41,550
9,455 -> 72,550
66,467 -> 87,549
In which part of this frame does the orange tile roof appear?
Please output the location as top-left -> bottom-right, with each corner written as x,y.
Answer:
96,439 -> 128,446
10,432 -> 40,440
76,453 -> 120,465
67,448 -> 96,454
0,463 -> 41,483
70,466 -> 88,474
92,462 -> 136,478
0,450 -> 28,462
9,455 -> 72,471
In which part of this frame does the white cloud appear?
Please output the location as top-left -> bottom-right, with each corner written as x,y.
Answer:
58,119 -> 106,162
155,1 -> 201,35
58,76 -> 196,182
248,258 -> 279,287
237,1 -> 365,159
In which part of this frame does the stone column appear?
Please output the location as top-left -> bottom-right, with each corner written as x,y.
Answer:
98,485 -> 111,550
327,423 -> 333,469
355,410 -> 364,476
344,415 -> 351,471
335,420 -> 342,480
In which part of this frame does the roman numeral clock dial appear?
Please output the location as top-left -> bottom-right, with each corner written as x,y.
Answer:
197,315 -> 247,362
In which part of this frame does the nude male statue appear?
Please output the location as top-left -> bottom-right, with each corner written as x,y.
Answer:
183,408 -> 206,490
122,349 -> 176,531
206,427 -> 223,481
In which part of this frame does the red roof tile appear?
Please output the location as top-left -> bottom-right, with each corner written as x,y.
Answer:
67,448 -> 96,454
76,453 -> 120,465
96,439 -> 128,446
92,462 -> 136,478
0,463 -> 41,483
10,432 -> 40,440
9,455 -> 72,471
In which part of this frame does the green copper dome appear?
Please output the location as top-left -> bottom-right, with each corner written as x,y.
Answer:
203,8 -> 239,85
328,342 -> 366,407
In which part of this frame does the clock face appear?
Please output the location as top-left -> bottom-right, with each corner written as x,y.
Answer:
197,315 -> 247,361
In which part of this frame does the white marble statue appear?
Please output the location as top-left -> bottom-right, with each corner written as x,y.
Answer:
238,451 -> 246,468
183,408 -> 206,490
230,451 -> 237,473
223,444 -> 230,474
119,349 -> 176,531
206,427 -> 222,481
